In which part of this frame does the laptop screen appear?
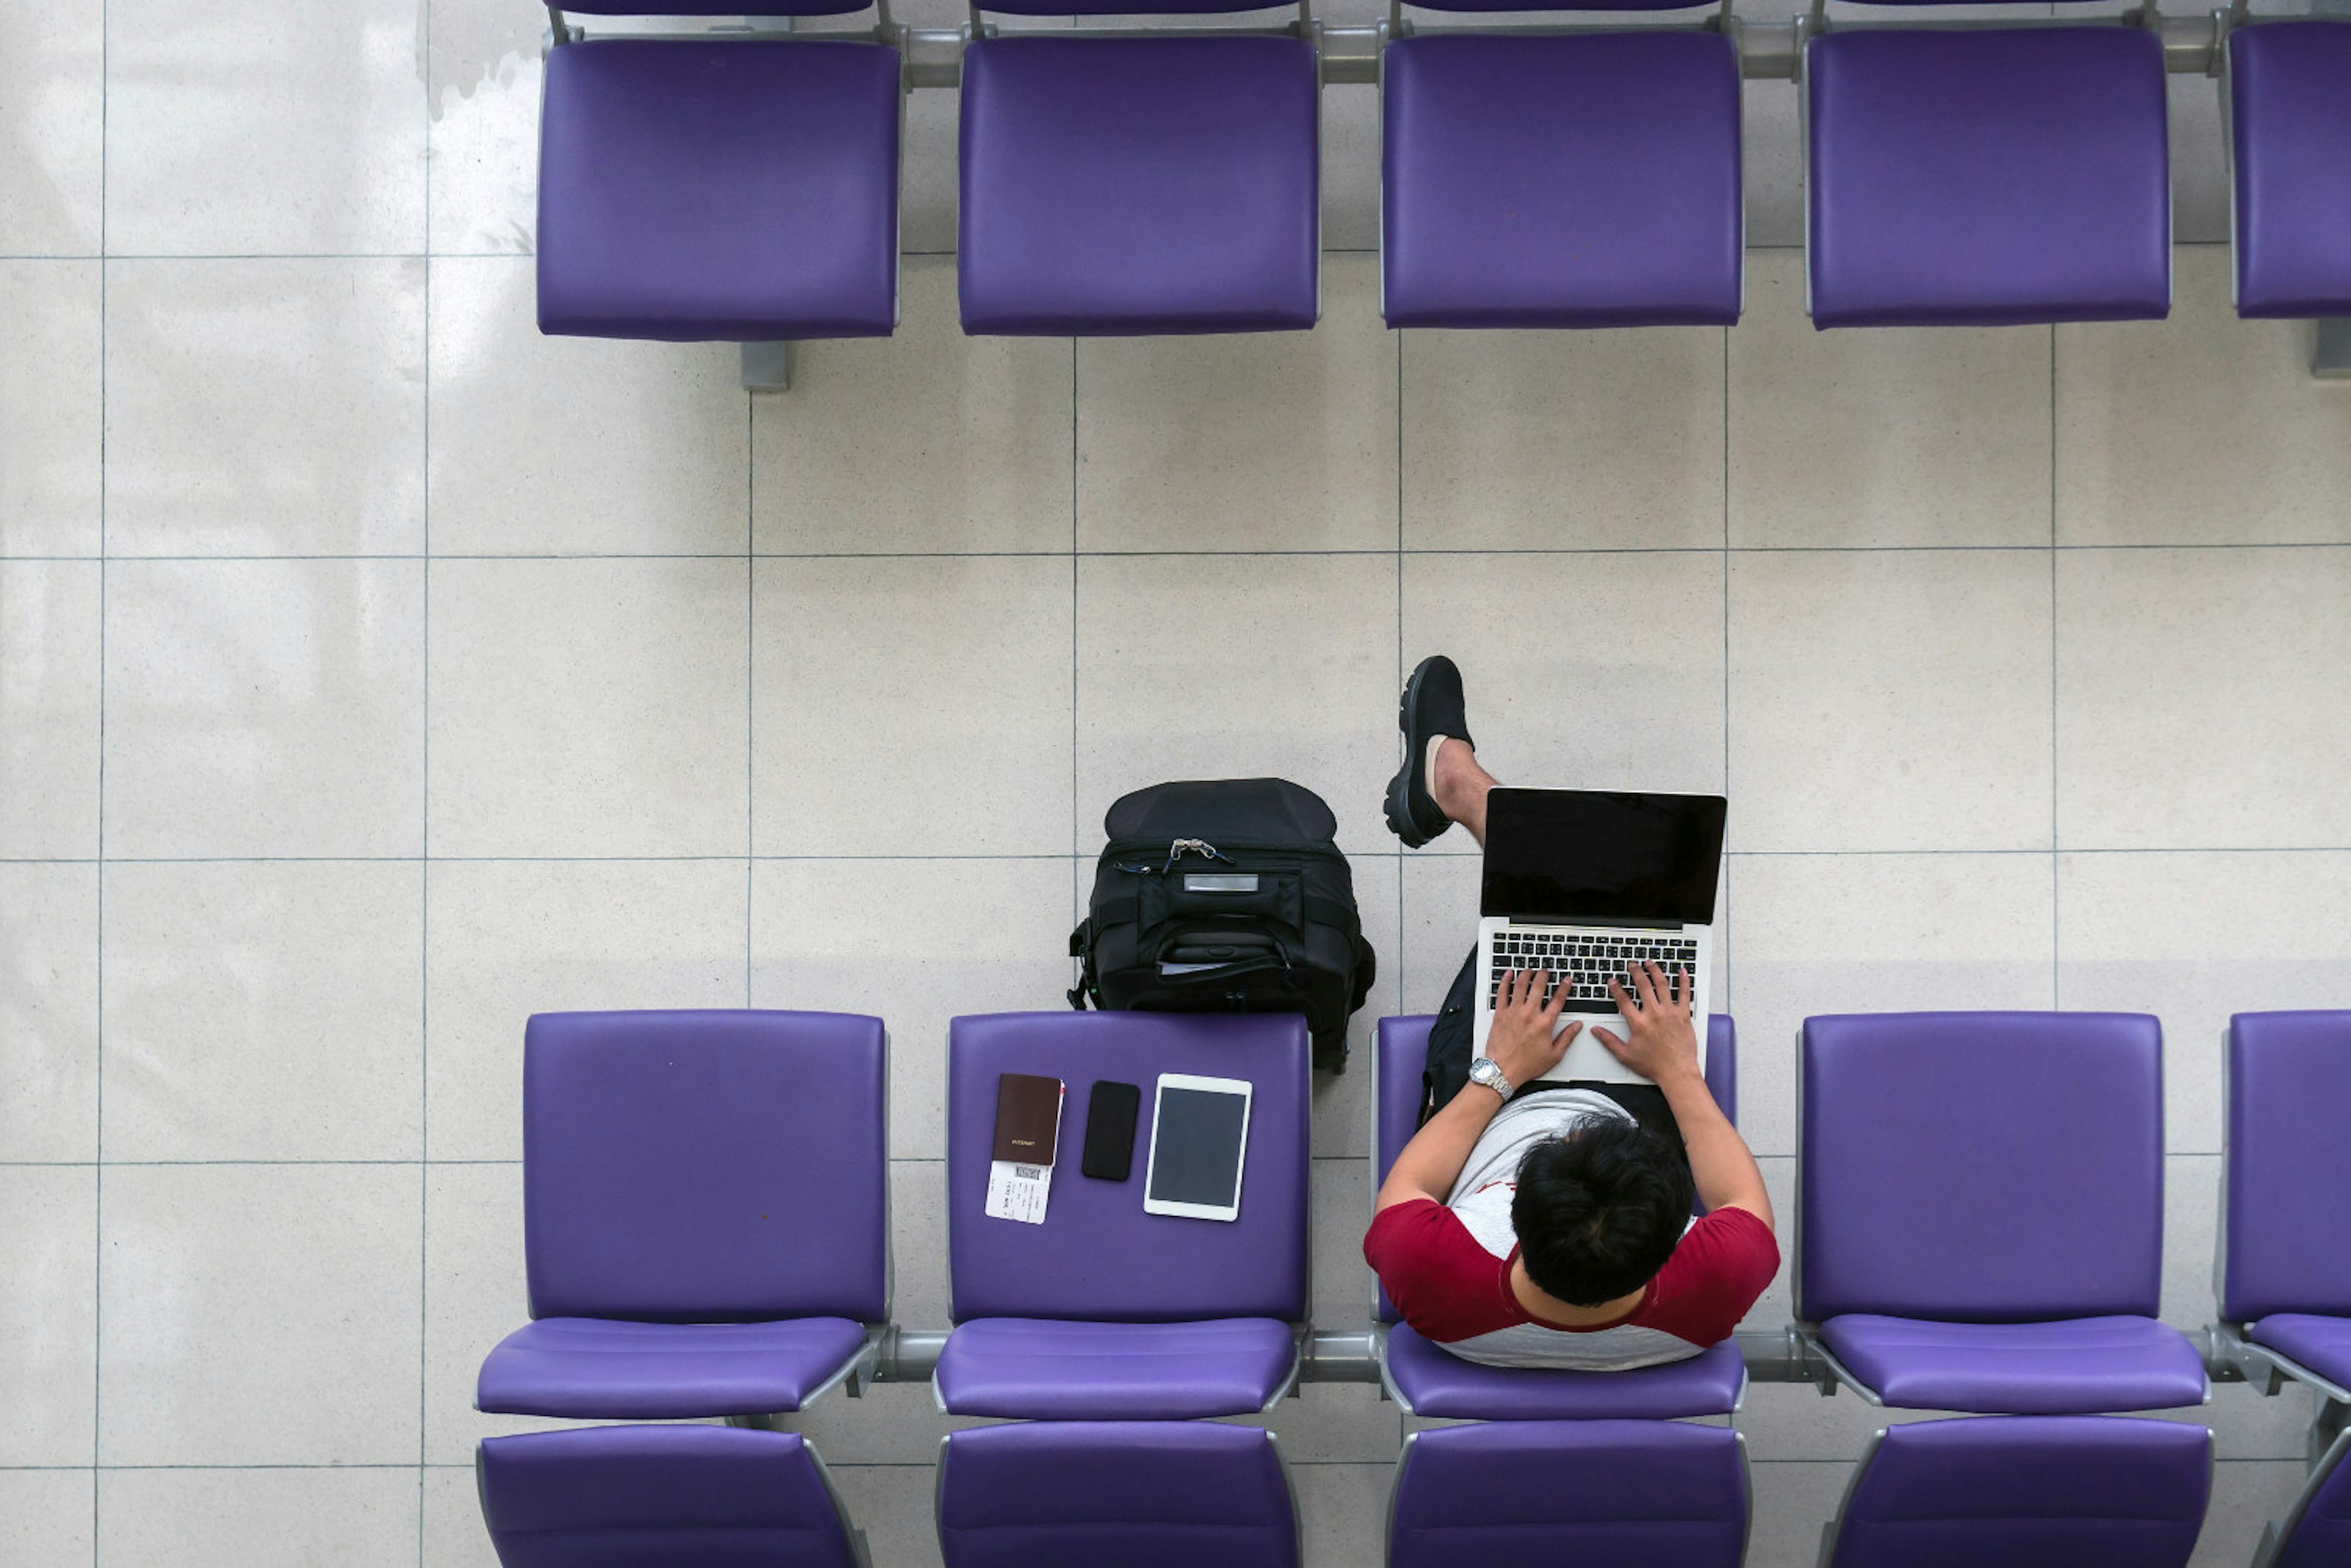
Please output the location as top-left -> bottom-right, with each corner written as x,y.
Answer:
1480,789 -> 1727,925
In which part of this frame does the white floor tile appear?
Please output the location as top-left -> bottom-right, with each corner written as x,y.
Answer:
2192,1461 -> 2312,1568
424,858 -> 748,1161
0,1470 -> 93,1568
0,863 -> 99,1162
423,1465 -> 500,1568
104,258 -> 427,556
427,0 -> 544,255
1077,258 -> 1396,553
98,1468 -> 420,1568
1313,1156 -> 1377,1331
1402,551 -> 1727,797
427,557 -> 748,857
102,861 -> 424,1162
2170,84 -> 2231,247
1322,83 -> 1379,255
103,558 -> 425,858
1077,553 -> 1400,858
2056,547 -> 2351,849
1403,324 -> 1723,552
2057,850 -> 2351,1154
0,0 -> 103,255
830,1463 -> 945,1568
1233,1385 -> 1402,1468
751,557 -> 1071,856
1744,1460 -> 1850,1568
1739,1154 -> 1796,1336
2058,250 -> 2351,546
1741,90 -> 1803,253
1729,549 -> 2053,853
424,1163 -> 565,1463
1292,1459 -> 1392,1568
1725,852 -> 2057,1158
429,257 -> 749,555
1730,255 -> 2052,549
1397,853 -> 1480,1016
0,261 -> 102,555
103,0 -> 426,254
1,559 -> 100,858
98,1163 -> 421,1466
0,1166 -> 95,1466
899,88 -> 959,258
750,857 -> 1076,1160
2165,1150 -> 2224,1333
754,261 -> 1075,555
1312,861 -> 1400,1157
889,1158 -> 948,1329
790,1381 -> 965,1468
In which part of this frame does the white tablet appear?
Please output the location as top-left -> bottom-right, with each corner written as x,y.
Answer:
1141,1073 -> 1253,1223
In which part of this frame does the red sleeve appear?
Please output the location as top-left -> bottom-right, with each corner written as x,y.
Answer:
1635,1207 -> 1782,1348
1362,1199 -> 1523,1343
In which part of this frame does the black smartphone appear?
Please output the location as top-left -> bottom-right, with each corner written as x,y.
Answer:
1081,1080 -> 1142,1181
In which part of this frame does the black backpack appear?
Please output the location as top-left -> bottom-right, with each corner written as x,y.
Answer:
1068,778 -> 1376,1074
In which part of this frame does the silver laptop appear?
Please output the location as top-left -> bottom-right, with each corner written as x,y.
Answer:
1471,787 -> 1728,1085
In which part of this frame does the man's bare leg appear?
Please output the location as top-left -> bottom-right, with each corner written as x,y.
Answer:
1431,737 -> 1498,849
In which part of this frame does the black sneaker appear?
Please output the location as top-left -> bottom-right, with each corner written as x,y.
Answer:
1384,655 -> 1475,849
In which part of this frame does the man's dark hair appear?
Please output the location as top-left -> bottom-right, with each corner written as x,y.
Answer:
1511,1118 -> 1695,1308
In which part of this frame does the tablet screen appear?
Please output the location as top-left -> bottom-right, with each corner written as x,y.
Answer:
1148,1086 -> 1249,1209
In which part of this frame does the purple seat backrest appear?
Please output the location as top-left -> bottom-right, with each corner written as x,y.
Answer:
2278,1435 -> 2351,1568
2228,23 -> 2351,320
524,1010 -> 888,1324
1827,1417 -> 2211,1568
558,0 -> 872,13
1799,1012 -> 2164,1324
2222,1012 -> 2351,1322
1371,1014 -> 1735,1323
947,1012 -> 1310,1323
478,1425 -> 860,1568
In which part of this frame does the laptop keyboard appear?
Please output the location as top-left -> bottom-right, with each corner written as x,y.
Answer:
1487,931 -> 1700,1011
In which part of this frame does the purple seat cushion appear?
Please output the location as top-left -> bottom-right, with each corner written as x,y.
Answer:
934,1316 -> 1296,1419
2223,1012 -> 2351,1321
1819,1315 -> 2207,1414
1799,1013 -> 2164,1324
2230,23 -> 2351,318
1382,1322 -> 1744,1419
947,1013 -> 1310,1324
1825,1416 -> 2210,1568
524,1010 -> 888,1324
1807,28 -> 2169,327
478,1424 -> 860,1568
1382,31 -> 1741,328
2249,1314 -> 2351,1394
476,1316 -> 867,1420
538,40 -> 899,342
1390,1420 -> 1747,1568
958,36 -> 1318,335
937,1422 -> 1297,1568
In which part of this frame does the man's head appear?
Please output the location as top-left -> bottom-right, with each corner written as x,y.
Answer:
1510,1118 -> 1694,1308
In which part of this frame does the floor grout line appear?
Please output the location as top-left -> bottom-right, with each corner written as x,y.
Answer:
417,30 -> 435,1544
92,0 -> 108,1540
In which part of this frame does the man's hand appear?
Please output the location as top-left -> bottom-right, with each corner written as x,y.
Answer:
1592,961 -> 1701,1087
1483,969 -> 1578,1092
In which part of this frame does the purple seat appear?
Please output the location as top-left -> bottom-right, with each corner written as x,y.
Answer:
1817,1316 -> 2207,1416
958,32 -> 1318,335
475,1010 -> 887,1422
938,1012 -> 1309,1419
2248,1316 -> 2351,1396
937,1421 -> 1297,1568
1821,1417 -> 2210,1568
476,1317 -> 869,1421
2223,1013 -> 2351,1329
2268,1431 -> 2351,1568
538,10 -> 900,342
932,1317 -> 1298,1420
2229,22 -> 2351,319
1389,1420 -> 1748,1568
1381,1322 -> 1745,1420
478,1424 -> 864,1568
1381,27 -> 1741,328
1799,1012 -> 2204,1414
1806,26 -> 2170,328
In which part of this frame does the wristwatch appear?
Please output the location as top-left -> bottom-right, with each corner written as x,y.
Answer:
1467,1056 -> 1513,1101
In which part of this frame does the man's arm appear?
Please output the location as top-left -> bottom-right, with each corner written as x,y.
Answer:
1592,962 -> 1774,1229
1374,969 -> 1579,1213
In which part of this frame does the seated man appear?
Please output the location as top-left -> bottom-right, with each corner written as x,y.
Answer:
1363,656 -> 1779,1370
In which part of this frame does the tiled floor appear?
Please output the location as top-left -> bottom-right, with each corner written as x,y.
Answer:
5,1 -> 2351,1563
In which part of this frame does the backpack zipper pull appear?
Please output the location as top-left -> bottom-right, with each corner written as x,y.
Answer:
1164,837 -> 1232,872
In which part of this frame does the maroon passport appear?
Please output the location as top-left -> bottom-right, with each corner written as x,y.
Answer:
991,1073 -> 1063,1166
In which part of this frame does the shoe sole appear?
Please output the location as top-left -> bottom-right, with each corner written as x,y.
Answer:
1384,658 -> 1450,849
